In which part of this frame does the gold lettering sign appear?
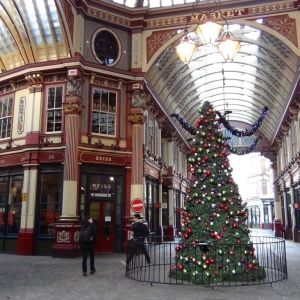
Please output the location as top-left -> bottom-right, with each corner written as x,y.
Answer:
191,9 -> 246,22
96,156 -> 112,162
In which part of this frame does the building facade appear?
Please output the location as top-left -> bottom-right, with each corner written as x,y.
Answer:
1,0 -> 300,256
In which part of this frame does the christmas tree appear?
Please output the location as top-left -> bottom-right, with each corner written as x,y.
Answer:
169,101 -> 266,285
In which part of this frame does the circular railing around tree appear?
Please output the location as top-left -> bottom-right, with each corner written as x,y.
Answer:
125,236 -> 287,287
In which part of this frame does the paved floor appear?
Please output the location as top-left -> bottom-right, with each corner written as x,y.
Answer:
0,229 -> 299,300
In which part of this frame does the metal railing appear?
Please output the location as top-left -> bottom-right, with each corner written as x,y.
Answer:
125,236 -> 287,287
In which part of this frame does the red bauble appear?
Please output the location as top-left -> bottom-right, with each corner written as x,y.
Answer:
220,204 -> 225,209
218,264 -> 223,269
205,170 -> 212,177
222,226 -> 227,231
219,153 -> 224,158
204,156 -> 209,161
187,228 -> 192,234
209,258 -> 215,264
203,143 -> 209,148
229,250 -> 234,255
228,178 -> 233,183
204,119 -> 209,125
210,232 -> 215,238
177,264 -> 184,271
205,259 -> 210,265
191,147 -> 197,153
247,262 -> 254,269
213,270 -> 219,275
184,234 -> 189,240
225,151 -> 230,156
216,235 -> 221,240
197,119 -> 202,125
249,250 -> 254,256
175,246 -> 181,252
237,239 -> 241,244
232,223 -> 238,229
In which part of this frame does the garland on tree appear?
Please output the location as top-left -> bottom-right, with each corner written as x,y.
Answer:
225,136 -> 262,155
216,107 -> 268,137
169,101 -> 266,285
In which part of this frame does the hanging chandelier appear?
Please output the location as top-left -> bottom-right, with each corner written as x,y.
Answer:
175,0 -> 241,64
175,30 -> 199,64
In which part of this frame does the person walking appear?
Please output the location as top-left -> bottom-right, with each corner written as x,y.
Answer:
126,213 -> 151,267
79,216 -> 97,277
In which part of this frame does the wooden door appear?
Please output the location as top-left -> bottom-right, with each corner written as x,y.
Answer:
89,201 -> 114,252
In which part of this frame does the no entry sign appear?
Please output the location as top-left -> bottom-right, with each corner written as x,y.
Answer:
131,198 -> 144,213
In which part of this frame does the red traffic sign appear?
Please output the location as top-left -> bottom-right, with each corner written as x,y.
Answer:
131,198 -> 144,213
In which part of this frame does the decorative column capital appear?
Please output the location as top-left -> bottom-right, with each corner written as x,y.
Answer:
28,83 -> 44,94
128,113 -> 146,124
63,102 -> 84,114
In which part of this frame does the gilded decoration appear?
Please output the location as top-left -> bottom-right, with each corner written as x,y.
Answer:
128,114 -> 146,124
147,29 -> 179,63
59,0 -> 74,40
248,2 -> 294,14
133,33 -> 142,68
87,8 -> 130,27
63,103 -> 85,114
260,15 -> 297,47
146,16 -> 186,28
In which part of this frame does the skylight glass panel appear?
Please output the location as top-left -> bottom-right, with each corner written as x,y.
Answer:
244,31 -> 260,41
23,0 -> 41,44
0,18 -> 16,53
47,0 -> 62,42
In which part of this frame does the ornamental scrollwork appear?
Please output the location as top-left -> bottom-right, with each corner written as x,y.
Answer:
63,102 -> 84,114
128,114 -> 146,123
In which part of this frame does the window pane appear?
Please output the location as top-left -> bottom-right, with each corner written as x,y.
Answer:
39,173 -> 61,235
92,89 -> 116,136
46,86 -> 63,132
7,204 -> 21,234
47,88 -> 55,109
0,95 -> 13,139
0,177 -> 8,205
55,86 -> 63,108
9,175 -> 23,205
89,175 -> 114,197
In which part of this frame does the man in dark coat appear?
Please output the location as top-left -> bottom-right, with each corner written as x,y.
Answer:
126,213 -> 151,266
80,216 -> 97,276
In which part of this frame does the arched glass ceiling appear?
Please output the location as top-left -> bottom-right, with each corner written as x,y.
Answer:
110,0 -> 231,8
0,0 -> 68,71
148,23 -> 297,142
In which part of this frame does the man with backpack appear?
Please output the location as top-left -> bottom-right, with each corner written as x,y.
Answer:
126,213 -> 151,267
79,216 -> 97,277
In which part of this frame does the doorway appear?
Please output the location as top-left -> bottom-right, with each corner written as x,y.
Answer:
89,201 -> 114,252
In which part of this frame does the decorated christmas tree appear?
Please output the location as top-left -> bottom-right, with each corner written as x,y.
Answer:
169,101 -> 266,285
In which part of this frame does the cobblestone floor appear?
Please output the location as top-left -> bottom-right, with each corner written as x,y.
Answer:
0,229 -> 299,300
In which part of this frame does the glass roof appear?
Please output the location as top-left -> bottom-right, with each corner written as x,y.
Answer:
147,23 -> 297,141
0,0 -> 67,69
110,0 -> 231,8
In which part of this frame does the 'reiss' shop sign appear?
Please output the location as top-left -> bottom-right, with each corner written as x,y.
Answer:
80,152 -> 126,166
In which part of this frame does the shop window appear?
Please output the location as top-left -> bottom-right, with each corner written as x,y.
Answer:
92,88 -> 116,136
46,86 -> 63,132
92,29 -> 121,66
148,117 -> 154,153
0,170 -> 23,235
38,172 -> 62,235
291,124 -> 296,158
89,174 -> 115,198
0,95 -> 13,139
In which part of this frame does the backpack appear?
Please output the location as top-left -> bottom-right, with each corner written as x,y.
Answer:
141,223 -> 150,237
79,225 -> 93,244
